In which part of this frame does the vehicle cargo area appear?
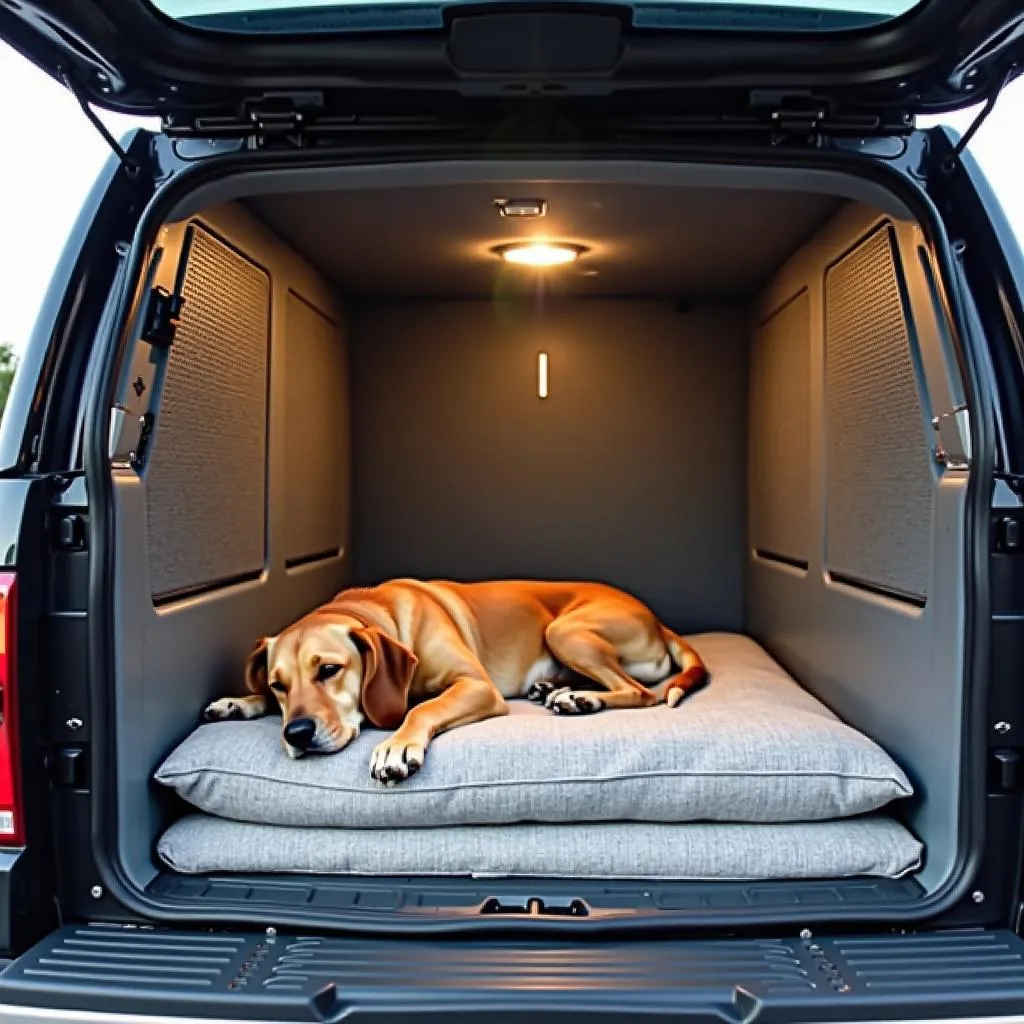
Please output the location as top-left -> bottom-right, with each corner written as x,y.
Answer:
90,159 -> 972,930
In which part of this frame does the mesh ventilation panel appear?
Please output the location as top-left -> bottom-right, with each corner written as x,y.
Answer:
824,225 -> 933,601
146,225 -> 270,600
749,290 -> 810,565
282,292 -> 347,565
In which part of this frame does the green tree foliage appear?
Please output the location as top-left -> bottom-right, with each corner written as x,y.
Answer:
0,343 -> 17,421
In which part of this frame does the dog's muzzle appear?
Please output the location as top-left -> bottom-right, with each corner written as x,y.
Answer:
283,716 -> 318,755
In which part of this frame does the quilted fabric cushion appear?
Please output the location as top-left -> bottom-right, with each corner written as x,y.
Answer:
154,632 -> 912,827
158,814 -> 923,879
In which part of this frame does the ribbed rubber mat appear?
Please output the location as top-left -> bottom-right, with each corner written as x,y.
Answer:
146,224 -> 270,601
2,924 -> 1024,1022
824,224 -> 933,602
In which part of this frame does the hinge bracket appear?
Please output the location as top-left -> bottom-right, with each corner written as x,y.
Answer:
173,91 -> 327,147
932,403 -> 971,470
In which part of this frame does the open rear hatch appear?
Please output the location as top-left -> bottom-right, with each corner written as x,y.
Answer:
4,0 -> 1024,1019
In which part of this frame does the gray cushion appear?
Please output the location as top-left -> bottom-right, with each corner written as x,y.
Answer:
157,814 -> 923,879
154,632 -> 913,828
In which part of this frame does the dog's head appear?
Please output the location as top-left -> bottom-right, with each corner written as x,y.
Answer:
245,619 -> 418,759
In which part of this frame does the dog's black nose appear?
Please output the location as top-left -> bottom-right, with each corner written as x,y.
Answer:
283,717 -> 317,751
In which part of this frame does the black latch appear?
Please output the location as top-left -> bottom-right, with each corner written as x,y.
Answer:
991,748 -> 1022,792
46,747 -> 88,789
997,514 -> 1022,552
140,286 -> 184,349
54,513 -> 86,551
480,896 -> 589,917
129,412 -> 155,472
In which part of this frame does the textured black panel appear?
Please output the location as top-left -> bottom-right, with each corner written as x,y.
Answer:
749,290 -> 810,566
3,924 -> 1024,1022
146,224 -> 270,600
824,224 -> 933,601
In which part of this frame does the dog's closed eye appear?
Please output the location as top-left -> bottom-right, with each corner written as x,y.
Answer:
316,663 -> 342,683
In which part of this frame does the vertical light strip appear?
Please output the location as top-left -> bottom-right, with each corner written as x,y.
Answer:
538,352 -> 549,399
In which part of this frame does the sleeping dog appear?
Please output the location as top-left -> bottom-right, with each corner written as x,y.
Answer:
204,579 -> 707,784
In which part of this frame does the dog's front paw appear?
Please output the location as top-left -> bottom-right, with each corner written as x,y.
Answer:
370,738 -> 426,786
204,698 -> 246,721
546,689 -> 605,715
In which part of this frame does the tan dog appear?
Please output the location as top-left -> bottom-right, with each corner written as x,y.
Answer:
204,579 -> 706,784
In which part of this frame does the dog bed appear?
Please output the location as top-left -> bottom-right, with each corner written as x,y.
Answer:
154,633 -> 913,828
158,814 -> 922,879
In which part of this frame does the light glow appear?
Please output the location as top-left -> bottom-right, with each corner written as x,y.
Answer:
538,352 -> 549,399
498,242 -> 582,267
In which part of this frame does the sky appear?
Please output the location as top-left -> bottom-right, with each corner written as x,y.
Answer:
1,40 -> 1023,357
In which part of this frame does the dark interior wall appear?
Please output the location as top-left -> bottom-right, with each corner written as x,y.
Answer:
349,298 -> 750,632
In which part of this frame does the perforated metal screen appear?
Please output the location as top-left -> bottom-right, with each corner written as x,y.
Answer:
146,224 -> 271,600
749,289 -> 811,566
824,225 -> 933,601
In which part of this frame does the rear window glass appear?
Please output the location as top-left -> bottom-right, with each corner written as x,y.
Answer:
150,0 -> 925,34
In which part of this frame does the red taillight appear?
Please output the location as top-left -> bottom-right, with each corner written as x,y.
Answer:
0,573 -> 24,845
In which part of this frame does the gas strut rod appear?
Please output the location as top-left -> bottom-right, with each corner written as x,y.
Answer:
59,69 -> 139,177
943,63 -> 1017,171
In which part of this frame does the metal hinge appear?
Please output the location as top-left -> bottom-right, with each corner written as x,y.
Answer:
749,90 -> 914,142
140,286 -> 184,349
932,403 -> 972,470
762,94 -> 829,135
171,91 -> 327,147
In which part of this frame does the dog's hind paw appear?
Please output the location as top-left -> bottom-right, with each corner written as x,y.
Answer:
526,679 -> 560,703
546,689 -> 604,715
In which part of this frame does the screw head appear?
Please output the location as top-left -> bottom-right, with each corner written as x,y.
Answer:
995,721 -> 1012,735
90,885 -> 103,899
265,926 -> 277,937
67,717 -> 84,731
799,928 -> 813,940
972,890 -> 985,904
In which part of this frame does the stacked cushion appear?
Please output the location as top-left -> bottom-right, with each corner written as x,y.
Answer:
154,632 -> 922,879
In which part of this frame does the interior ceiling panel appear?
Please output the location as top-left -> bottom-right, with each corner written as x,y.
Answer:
247,183 -> 842,299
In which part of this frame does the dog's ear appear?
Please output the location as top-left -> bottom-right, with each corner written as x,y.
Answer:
351,626 -> 418,729
243,637 -> 272,693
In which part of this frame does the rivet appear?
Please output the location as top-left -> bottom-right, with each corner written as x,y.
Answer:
972,890 -> 985,904
265,926 -> 277,937
995,721 -> 1012,735
90,885 -> 103,899
67,717 -> 84,730
799,928 -> 812,940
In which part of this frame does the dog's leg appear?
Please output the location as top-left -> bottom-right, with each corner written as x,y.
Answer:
649,631 -> 707,707
543,620 -> 659,715
203,693 -> 269,722
370,676 -> 507,785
